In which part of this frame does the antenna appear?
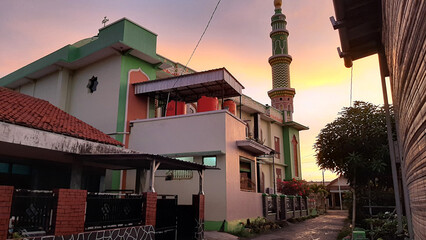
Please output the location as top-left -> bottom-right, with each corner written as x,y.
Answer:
102,16 -> 109,27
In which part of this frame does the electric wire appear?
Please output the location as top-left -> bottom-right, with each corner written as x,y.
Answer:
350,65 -> 353,107
164,0 -> 222,116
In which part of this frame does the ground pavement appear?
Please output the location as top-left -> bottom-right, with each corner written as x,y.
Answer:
205,210 -> 348,240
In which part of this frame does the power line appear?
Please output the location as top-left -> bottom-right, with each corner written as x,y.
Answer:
350,65 -> 353,107
164,0 -> 222,115
182,0 -> 222,74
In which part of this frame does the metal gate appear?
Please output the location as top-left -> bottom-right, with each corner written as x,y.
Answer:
155,195 -> 178,240
177,205 -> 195,240
9,189 -> 56,237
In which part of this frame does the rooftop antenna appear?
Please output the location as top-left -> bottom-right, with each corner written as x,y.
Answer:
102,16 -> 109,27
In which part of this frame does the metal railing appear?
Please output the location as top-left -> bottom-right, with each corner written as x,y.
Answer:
166,170 -> 193,180
286,197 -> 294,211
9,189 -> 56,237
295,197 -> 301,210
84,192 -> 144,230
267,196 -> 277,214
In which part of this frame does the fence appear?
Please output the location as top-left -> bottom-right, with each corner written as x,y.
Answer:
84,192 -> 145,230
262,194 -> 310,221
9,189 -> 56,237
267,196 -> 277,214
4,188 -> 203,240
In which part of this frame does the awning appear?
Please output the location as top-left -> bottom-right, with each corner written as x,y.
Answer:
76,153 -> 218,171
133,68 -> 244,103
236,140 -> 274,156
283,121 -> 309,131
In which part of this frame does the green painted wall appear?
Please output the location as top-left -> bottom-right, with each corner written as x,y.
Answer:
283,126 -> 301,180
111,54 -> 157,188
283,127 -> 292,180
122,21 -> 157,59
115,54 -> 157,143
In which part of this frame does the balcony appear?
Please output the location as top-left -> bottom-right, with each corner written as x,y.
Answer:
129,110 -> 245,156
236,139 -> 274,156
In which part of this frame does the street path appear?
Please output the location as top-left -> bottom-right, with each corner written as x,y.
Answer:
249,210 -> 348,240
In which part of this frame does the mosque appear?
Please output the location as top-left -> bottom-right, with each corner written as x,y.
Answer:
0,0 -> 307,231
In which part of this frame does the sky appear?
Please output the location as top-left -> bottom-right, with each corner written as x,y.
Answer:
0,0 -> 389,181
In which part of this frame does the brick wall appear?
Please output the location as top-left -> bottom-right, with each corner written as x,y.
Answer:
0,186 -> 13,240
53,189 -> 87,236
193,194 -> 205,221
143,192 -> 157,227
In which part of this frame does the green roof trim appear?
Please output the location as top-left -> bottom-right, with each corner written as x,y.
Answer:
1,18 -> 159,88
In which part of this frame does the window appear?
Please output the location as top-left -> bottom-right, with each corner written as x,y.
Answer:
203,156 -> 217,167
0,163 -> 30,175
166,157 -> 193,180
0,163 -> 9,173
274,136 -> 280,158
240,157 -> 255,192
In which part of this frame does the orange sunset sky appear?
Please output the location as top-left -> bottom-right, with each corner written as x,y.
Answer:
0,0 -> 389,181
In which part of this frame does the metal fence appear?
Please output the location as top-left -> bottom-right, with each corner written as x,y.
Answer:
9,189 -> 56,237
85,193 -> 144,230
286,197 -> 294,211
267,196 -> 277,214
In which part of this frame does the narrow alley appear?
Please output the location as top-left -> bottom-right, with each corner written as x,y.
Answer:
249,210 -> 348,240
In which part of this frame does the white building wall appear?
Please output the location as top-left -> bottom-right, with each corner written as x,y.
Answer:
225,113 -> 263,221
67,55 -> 122,134
17,72 -> 58,104
129,111 -> 227,155
154,155 -> 228,222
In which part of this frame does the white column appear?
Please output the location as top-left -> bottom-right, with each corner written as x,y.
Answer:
56,68 -> 70,111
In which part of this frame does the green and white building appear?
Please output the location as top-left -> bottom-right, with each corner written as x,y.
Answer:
1,0 -> 307,231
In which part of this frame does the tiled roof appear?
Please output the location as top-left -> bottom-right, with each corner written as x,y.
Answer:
0,87 -> 123,146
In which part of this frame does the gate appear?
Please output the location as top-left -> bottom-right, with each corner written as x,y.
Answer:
155,195 -> 178,240
177,205 -> 195,240
9,189 -> 56,237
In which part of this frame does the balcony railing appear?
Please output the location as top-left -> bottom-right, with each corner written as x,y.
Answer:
9,189 -> 56,237
84,193 -> 145,230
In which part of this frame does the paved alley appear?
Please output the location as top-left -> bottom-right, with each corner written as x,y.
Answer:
249,210 -> 348,240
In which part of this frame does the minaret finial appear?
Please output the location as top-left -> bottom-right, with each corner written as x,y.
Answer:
274,0 -> 282,9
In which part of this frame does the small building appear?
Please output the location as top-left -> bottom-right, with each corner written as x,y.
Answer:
326,176 -> 351,210
0,87 -> 210,240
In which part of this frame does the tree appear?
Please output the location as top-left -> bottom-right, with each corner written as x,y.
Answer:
314,101 -> 395,226
309,183 -> 328,210
314,101 -> 393,187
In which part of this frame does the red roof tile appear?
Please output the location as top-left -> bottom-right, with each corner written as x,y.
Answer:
0,87 -> 123,146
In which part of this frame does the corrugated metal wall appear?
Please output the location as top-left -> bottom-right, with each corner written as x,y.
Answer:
381,1 -> 426,238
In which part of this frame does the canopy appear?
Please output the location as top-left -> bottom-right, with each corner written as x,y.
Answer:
133,68 -> 244,103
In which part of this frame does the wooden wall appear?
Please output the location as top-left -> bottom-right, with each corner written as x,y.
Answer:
381,1 -> 426,238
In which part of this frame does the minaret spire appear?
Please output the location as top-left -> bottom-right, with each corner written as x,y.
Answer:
268,0 -> 295,122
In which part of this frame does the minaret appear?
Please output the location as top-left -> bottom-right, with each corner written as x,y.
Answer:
267,0 -> 295,122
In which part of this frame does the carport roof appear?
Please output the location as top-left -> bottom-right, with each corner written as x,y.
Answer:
76,153 -> 218,171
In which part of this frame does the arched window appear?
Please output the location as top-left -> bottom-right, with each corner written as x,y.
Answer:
292,135 -> 299,177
